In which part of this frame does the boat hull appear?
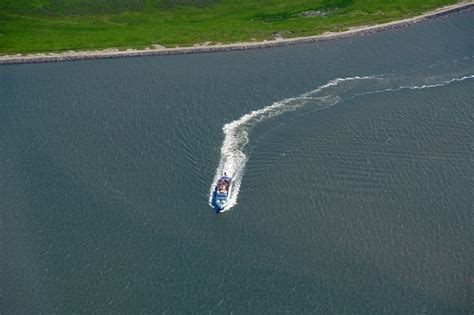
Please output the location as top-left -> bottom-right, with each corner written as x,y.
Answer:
211,176 -> 232,212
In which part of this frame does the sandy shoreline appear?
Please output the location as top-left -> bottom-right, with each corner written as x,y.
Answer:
1,2 -> 472,65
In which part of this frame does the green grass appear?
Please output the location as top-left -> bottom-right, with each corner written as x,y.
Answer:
0,0 -> 461,55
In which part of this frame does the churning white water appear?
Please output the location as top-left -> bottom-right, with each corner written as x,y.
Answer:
209,73 -> 474,211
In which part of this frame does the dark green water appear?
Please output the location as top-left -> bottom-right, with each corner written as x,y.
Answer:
1,11 -> 473,313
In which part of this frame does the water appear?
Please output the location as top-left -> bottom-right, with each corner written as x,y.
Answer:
209,73 -> 473,212
1,11 -> 473,313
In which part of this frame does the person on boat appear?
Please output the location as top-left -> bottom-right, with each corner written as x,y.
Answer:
222,172 -> 231,182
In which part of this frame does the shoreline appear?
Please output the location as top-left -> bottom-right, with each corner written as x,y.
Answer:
1,2 -> 472,65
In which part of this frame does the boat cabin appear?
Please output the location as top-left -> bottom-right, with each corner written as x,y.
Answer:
215,178 -> 230,195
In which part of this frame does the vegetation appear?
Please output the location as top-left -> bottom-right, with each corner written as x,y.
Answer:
0,0 -> 461,55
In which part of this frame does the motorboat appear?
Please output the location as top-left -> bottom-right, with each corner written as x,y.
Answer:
212,173 -> 232,212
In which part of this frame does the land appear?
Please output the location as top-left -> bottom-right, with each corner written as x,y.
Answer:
0,0 -> 472,64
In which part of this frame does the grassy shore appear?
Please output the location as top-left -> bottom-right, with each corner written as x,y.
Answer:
0,0 -> 463,55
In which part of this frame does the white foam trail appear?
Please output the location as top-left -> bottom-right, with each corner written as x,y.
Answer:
353,74 -> 474,97
208,76 -> 375,210
209,73 -> 473,211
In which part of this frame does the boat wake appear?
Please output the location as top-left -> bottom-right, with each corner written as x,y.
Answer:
209,72 -> 474,211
